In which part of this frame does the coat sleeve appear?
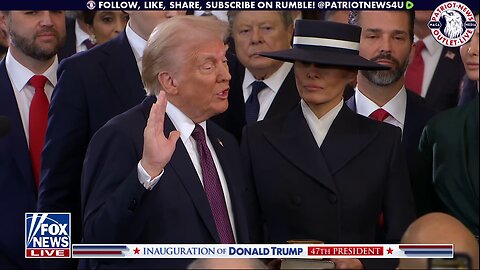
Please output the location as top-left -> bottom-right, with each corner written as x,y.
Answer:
81,123 -> 149,244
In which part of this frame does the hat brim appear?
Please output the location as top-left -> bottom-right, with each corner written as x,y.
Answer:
260,48 -> 389,70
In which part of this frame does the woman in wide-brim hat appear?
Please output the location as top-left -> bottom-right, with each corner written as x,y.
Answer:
243,20 -> 415,270
260,19 -> 388,119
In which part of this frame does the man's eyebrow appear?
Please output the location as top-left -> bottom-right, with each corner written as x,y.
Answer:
364,28 -> 408,36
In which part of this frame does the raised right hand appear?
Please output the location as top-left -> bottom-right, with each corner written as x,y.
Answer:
140,91 -> 180,178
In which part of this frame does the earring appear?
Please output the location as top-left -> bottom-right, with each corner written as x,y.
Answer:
89,34 -> 97,45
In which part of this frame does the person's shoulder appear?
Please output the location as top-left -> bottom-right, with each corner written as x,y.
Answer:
428,100 -> 476,129
96,96 -> 151,138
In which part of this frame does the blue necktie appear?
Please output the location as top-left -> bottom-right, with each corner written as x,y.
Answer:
245,81 -> 267,124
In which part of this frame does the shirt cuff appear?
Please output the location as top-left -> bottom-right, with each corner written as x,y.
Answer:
137,161 -> 163,190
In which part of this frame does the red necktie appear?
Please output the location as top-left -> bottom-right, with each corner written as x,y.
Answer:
191,124 -> 235,244
29,75 -> 49,188
369,108 -> 390,122
405,40 -> 426,96
369,108 -> 391,228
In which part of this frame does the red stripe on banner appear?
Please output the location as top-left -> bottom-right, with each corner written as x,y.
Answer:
308,246 -> 384,256
399,245 -> 452,249
73,250 -> 122,255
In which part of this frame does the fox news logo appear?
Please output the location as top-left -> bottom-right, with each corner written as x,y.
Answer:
25,213 -> 71,258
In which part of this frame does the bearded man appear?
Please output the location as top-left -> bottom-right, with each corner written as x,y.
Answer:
346,11 -> 437,218
0,11 -> 66,269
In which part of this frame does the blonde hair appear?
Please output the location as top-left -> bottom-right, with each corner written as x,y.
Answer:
142,16 -> 229,96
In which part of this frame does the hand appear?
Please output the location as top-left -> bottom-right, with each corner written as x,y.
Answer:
330,258 -> 364,269
140,91 -> 180,178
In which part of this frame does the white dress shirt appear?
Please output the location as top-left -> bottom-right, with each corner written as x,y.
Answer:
125,22 -> 147,75
301,99 -> 343,148
75,19 -> 91,53
355,86 -> 407,133
242,62 -> 293,121
414,35 -> 443,97
5,50 -> 58,146
137,101 -> 237,240
193,11 -> 228,22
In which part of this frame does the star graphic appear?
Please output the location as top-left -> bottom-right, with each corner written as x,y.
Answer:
387,248 -> 393,254
134,247 -> 140,255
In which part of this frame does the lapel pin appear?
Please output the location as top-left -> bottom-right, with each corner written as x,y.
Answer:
217,138 -> 224,148
445,51 -> 455,60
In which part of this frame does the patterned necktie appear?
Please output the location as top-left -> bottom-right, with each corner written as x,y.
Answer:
29,75 -> 49,188
405,40 -> 426,96
82,38 -> 95,50
369,108 -> 391,122
245,81 -> 267,124
191,124 -> 235,244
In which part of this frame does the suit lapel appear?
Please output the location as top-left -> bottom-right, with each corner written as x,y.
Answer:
0,60 -> 36,194
102,32 -> 145,110
140,99 -> 220,242
321,105 -> 379,174
265,68 -> 299,118
263,106 -> 337,193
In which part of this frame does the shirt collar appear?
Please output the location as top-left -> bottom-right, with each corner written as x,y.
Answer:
5,49 -> 58,92
301,98 -> 343,146
75,19 -> 91,47
165,100 -> 207,145
355,85 -> 407,126
414,34 -> 442,56
301,98 -> 343,124
242,62 -> 293,94
126,22 -> 147,63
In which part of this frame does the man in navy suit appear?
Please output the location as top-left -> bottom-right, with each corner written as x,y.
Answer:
213,11 -> 300,141
57,12 -> 92,61
406,11 -> 465,111
82,16 -> 251,269
243,20 -> 415,269
347,11 -> 436,212
38,11 -> 185,269
0,11 -> 66,269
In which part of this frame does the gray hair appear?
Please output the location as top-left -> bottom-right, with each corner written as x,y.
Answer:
227,11 -> 294,31
142,16 -> 229,96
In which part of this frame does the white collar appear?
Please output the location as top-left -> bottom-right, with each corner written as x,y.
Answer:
414,34 -> 442,56
165,100 -> 207,145
242,62 -> 293,93
5,49 -> 58,92
75,19 -> 91,47
126,22 -> 147,63
355,86 -> 407,126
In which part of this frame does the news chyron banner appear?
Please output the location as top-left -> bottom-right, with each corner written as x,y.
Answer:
69,244 -> 454,259
24,213 -> 454,259
0,0 -> 478,11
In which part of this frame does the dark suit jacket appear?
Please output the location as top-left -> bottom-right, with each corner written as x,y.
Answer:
418,97 -> 479,236
213,56 -> 300,141
0,60 -> 39,269
57,17 -> 77,62
82,96 -> 251,269
346,91 -> 436,216
424,46 -> 465,111
241,104 -> 415,269
38,32 -> 145,269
